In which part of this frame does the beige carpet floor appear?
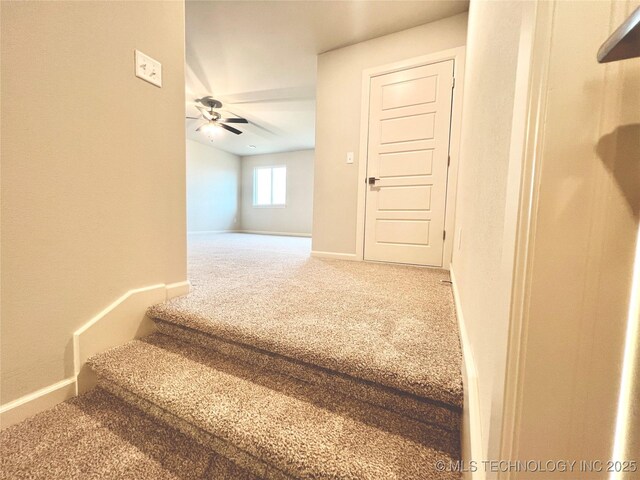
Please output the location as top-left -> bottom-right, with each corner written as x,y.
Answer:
89,333 -> 461,480
149,233 -> 463,409
2,233 -> 464,479
0,388 -> 258,480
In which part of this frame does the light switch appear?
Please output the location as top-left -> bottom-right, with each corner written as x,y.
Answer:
135,50 -> 162,87
346,152 -> 354,164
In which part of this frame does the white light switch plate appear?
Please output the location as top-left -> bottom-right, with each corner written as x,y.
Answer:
346,152 -> 354,164
135,50 -> 162,87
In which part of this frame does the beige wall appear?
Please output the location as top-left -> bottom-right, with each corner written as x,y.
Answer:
187,139 -> 240,233
312,12 -> 468,254
1,1 -> 186,404
241,150 -> 314,235
510,1 -> 640,475
450,0 -> 530,463
453,1 -> 640,472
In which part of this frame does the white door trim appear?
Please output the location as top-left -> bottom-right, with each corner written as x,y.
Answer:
498,2 -> 553,476
355,47 -> 466,268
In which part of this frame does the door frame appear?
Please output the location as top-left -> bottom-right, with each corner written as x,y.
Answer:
355,47 -> 466,268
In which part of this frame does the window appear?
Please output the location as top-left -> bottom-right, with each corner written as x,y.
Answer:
253,166 -> 286,207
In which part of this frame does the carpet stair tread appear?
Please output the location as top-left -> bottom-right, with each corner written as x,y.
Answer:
0,387 -> 258,480
154,318 -> 461,432
147,239 -> 463,413
147,254 -> 463,408
88,333 -> 461,480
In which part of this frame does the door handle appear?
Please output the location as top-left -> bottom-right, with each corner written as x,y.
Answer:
368,177 -> 380,185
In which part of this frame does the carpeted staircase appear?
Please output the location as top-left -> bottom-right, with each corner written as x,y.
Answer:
1,388 -> 257,480
1,234 -> 464,479
88,330 -> 460,480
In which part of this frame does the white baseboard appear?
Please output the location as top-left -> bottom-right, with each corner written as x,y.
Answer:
450,267 -> 486,480
238,230 -> 311,238
188,229 -> 312,238
0,280 -> 191,429
187,229 -> 239,235
166,280 -> 191,299
0,377 -> 76,430
311,250 -> 360,261
73,284 -> 167,394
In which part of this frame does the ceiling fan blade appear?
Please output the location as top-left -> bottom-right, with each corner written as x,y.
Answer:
196,105 -> 214,120
222,109 -> 280,138
186,116 -> 200,120
219,118 -> 248,124
195,122 -> 209,132
220,123 -> 242,135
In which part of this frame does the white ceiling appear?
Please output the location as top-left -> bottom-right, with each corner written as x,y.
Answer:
185,0 -> 469,157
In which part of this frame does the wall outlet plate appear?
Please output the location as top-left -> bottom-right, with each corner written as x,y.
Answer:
134,50 -> 162,88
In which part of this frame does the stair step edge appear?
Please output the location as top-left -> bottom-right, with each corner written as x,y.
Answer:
154,318 -> 462,432
147,308 -> 464,411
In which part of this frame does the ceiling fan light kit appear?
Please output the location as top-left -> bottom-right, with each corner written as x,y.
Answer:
198,122 -> 220,135
186,96 -> 249,136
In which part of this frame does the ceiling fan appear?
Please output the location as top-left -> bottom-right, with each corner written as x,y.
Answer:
186,96 -> 248,135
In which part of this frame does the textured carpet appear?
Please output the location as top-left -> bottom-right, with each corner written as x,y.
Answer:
0,388 -> 258,480
89,333 -> 461,480
148,233 -> 463,410
154,319 -> 460,432
3,233 -> 463,479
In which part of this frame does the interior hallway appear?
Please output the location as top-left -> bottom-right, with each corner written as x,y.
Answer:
3,1 -> 638,477
1,233 -> 464,479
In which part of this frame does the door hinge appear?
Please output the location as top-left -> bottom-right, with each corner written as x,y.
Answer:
452,77 -> 455,89
447,155 -> 451,167
443,230 -> 446,240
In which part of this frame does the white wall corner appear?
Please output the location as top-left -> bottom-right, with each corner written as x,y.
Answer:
450,267 -> 486,480
1,279 -> 190,429
238,230 -> 312,238
187,230 -> 240,235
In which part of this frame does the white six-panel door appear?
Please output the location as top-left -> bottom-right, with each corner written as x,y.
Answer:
364,60 -> 454,266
